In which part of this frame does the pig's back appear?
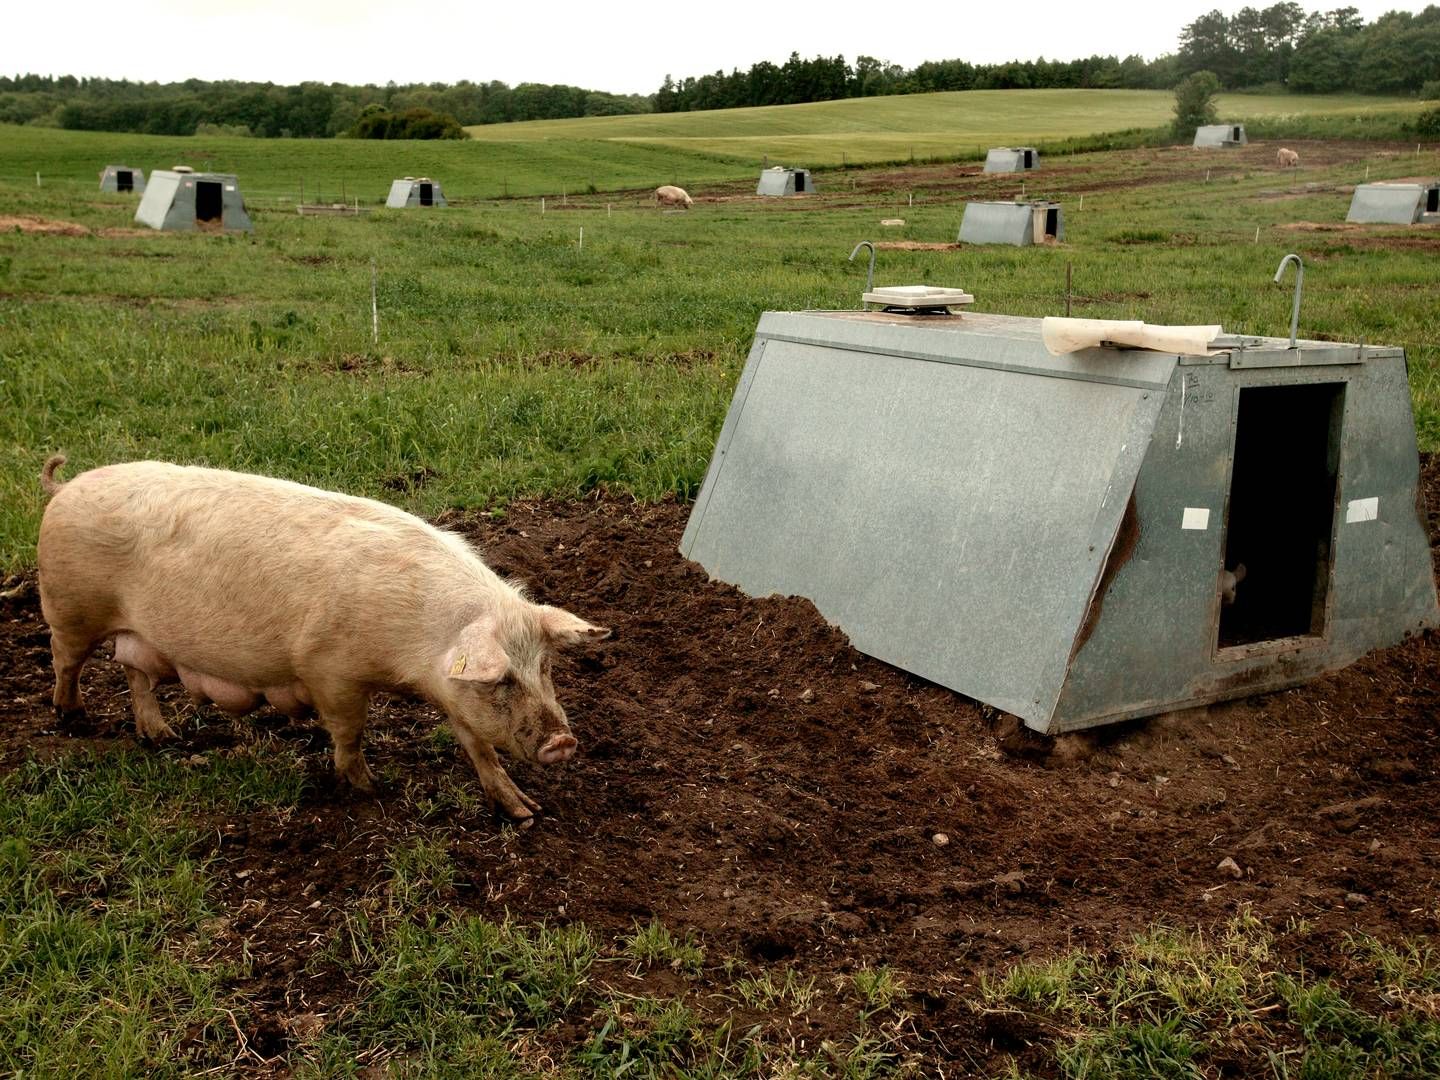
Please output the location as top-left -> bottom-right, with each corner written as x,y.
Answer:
40,461 -> 480,682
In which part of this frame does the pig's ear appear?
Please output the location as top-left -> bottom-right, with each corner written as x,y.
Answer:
537,605 -> 611,647
1234,563 -> 1247,584
443,617 -> 509,682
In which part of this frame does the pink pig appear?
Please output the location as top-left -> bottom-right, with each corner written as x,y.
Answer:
36,455 -> 608,819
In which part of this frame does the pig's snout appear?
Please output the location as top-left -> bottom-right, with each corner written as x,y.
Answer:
537,732 -> 577,764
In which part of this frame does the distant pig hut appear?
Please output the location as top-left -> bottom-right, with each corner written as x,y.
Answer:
135,167 -> 253,232
386,177 -> 447,208
99,165 -> 145,194
757,167 -> 814,196
1194,124 -> 1247,148
959,200 -> 1063,245
983,147 -> 1039,173
1346,181 -> 1440,225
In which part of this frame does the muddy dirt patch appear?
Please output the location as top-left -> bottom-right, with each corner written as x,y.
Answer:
3,457 -> 1439,1071
0,214 -> 90,236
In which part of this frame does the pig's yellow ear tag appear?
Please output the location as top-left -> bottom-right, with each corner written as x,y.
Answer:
450,654 -> 468,676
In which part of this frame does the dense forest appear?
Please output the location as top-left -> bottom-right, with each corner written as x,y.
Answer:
2,5 -> 1436,137
654,5 -> 1440,111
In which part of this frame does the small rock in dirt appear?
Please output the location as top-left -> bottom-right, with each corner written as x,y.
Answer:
722,886 -> 737,899
798,688 -> 815,703
285,1012 -> 325,1041
236,869 -> 253,880
859,681 -> 880,694
180,753 -> 208,767
992,870 -> 1026,894
1345,892 -> 1368,906
1369,839 -> 1382,852
643,559 -> 652,568
932,832 -> 950,846
1221,753 -> 1239,768
1217,856 -> 1243,879
767,687 -> 781,698
1108,772 -> 1122,788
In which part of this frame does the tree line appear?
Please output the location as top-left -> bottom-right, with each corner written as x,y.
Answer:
0,76 -> 650,138
653,5 -> 1440,112
1,5 -> 1435,138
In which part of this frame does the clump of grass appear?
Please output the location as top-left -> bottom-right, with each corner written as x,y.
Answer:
982,909 -> 1440,1079
622,917 -> 706,974
732,968 -> 820,1014
851,965 -> 908,1016
0,750 -> 305,1075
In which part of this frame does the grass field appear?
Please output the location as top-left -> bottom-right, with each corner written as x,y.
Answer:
2,118 -> 1439,1076
464,90 -> 1428,165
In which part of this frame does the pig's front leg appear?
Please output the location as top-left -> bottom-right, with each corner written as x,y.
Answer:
446,717 -> 542,820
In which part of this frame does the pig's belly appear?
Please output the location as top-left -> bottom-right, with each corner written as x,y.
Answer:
113,632 -> 315,718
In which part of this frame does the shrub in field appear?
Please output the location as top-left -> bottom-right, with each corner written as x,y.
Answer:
1421,80 -> 1440,101
349,105 -> 469,140
1172,70 -> 1220,138
1403,106 -> 1440,139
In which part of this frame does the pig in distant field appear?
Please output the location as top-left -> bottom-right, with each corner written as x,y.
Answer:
36,455 -> 608,819
655,185 -> 694,209
1276,148 -> 1299,168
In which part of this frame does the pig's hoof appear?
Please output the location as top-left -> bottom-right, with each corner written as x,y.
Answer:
136,718 -> 179,743
54,706 -> 87,730
340,759 -> 379,795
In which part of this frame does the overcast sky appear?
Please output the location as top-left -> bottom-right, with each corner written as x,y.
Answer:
4,1 -> 1430,96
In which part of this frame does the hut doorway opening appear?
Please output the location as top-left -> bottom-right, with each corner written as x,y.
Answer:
195,181 -> 223,223
1218,383 -> 1345,650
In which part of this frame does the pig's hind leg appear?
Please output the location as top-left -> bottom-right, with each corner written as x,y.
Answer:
312,685 -> 378,794
122,666 -> 178,742
49,628 -> 98,723
446,718 -> 542,820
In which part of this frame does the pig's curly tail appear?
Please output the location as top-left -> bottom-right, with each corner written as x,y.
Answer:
40,454 -> 67,496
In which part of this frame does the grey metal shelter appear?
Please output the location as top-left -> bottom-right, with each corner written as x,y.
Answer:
959,201 -> 1064,245
386,177 -> 447,208
984,147 -> 1039,173
99,165 -> 145,194
1346,182 -> 1440,225
135,168 -> 252,232
757,167 -> 814,196
681,309 -> 1438,734
1194,124 -> 1247,148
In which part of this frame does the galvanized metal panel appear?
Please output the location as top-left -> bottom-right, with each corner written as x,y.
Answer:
1347,184 -> 1425,225
1052,354 -> 1438,731
1194,124 -> 1246,147
135,172 -> 180,230
983,148 -> 1038,173
100,165 -> 145,194
682,311 -> 1175,727
959,202 -> 1034,245
136,170 -> 251,232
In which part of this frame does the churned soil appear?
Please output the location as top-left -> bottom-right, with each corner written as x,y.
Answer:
1,457 -> 1438,1072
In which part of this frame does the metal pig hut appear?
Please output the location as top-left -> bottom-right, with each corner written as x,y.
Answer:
386,177 -> 447,208
960,201 -> 1064,245
757,167 -> 814,196
984,147 -> 1039,173
135,168 -> 253,232
680,309 -> 1438,734
1194,124 -> 1248,148
1346,182 -> 1440,225
99,165 -> 145,193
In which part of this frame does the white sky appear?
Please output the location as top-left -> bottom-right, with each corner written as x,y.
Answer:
4,1 -> 1429,96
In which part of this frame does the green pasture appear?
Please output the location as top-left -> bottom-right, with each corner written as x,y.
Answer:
465,89 -> 1428,165
2,119 -> 1440,1075
0,124 -> 747,204
3,129 -> 1439,572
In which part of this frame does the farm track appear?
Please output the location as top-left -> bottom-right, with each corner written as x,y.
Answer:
2,455 -> 1438,1071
